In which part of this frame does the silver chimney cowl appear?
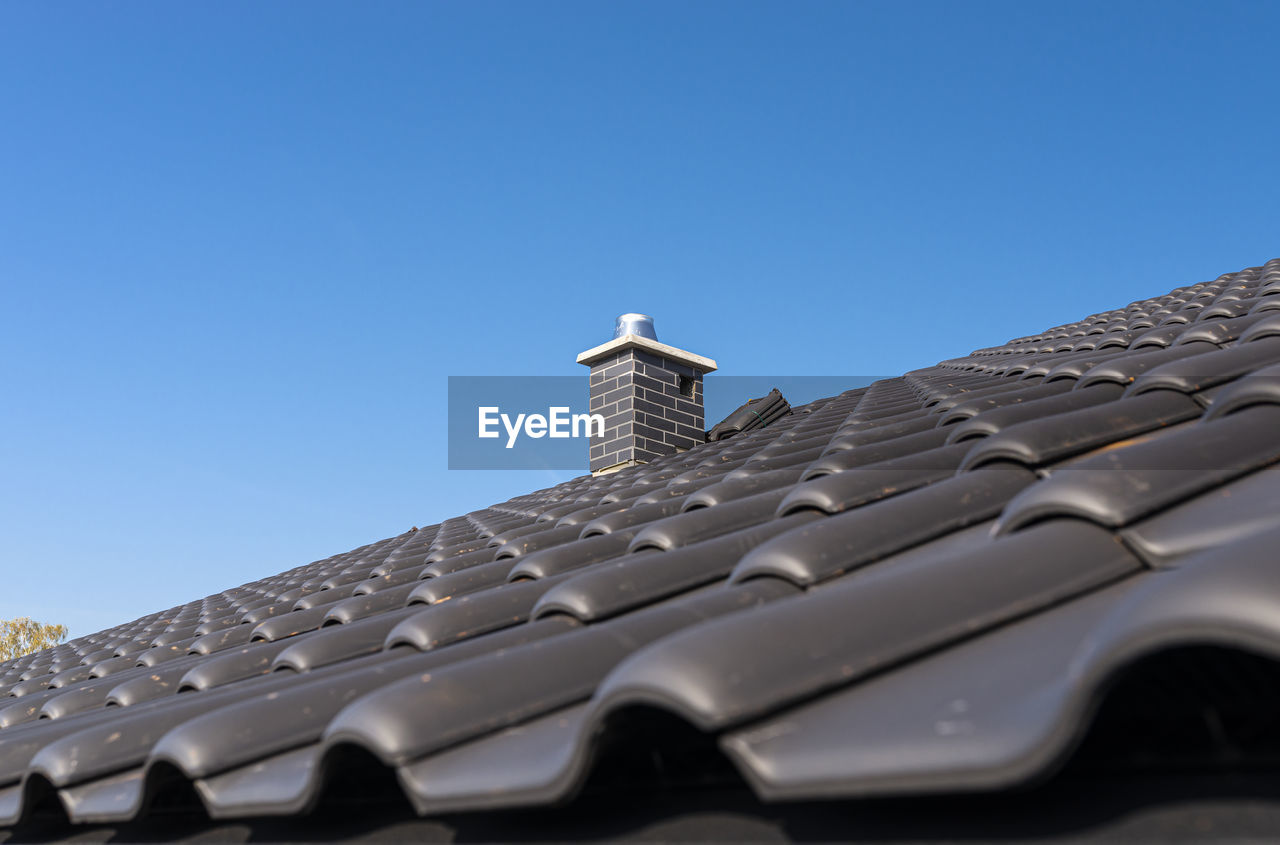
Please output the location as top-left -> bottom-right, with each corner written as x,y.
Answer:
614,313 -> 657,341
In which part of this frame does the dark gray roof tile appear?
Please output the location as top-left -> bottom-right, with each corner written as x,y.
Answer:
189,622 -> 256,656
936,379 -> 1072,423
1130,323 -> 1186,349
533,514 -> 819,623
595,519 -> 1137,732
1249,295 -> 1280,314
578,497 -> 688,537
406,559 -> 517,604
943,382 -> 1124,443
628,488 -> 789,552
150,624 -> 206,646
1240,312 -> 1280,343
506,529 -> 634,580
8,258 -> 1280,833
389,576 -> 570,651
1128,336 -> 1280,395
996,404 -> 1280,532
1174,311 -> 1274,346
1018,347 -> 1121,380
825,414 -> 944,452
719,578 -> 1140,799
292,584 -> 362,611
1075,341 -> 1217,388
731,467 -> 1035,587
239,601 -> 293,627
803,427 -> 953,477
327,579 -> 797,767
960,390 -> 1200,470
1041,348 -> 1131,382
680,468 -> 805,510
178,639 -> 296,691
135,639 -> 200,666
837,405 -> 935,433
394,702 -> 590,816
352,564 -> 429,594
783,443 -> 973,513
1199,296 -> 1265,320
491,523 -> 583,559
421,547 -> 502,577
722,520 -> 1280,800
155,623 -> 576,786
1202,361 -> 1280,420
39,681 -> 122,722
278,607 -> 423,671
1121,467 -> 1280,567
84,653 -> 137,679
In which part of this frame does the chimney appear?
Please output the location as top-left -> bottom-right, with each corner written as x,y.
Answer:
577,314 -> 717,475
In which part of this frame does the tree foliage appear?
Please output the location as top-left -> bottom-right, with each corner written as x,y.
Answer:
0,617 -> 69,662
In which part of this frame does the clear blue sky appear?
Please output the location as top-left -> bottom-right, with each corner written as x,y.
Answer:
3,0 -> 1278,637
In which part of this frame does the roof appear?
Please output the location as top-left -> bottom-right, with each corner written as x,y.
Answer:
5,258 -> 1280,840
708,387 -> 791,441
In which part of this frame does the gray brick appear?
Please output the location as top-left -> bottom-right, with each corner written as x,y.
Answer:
635,352 -> 696,379
633,398 -> 665,417
597,397 -> 633,421
604,384 -> 634,407
633,422 -> 669,442
592,371 -> 632,393
632,373 -> 666,394
644,391 -> 678,410
669,431 -> 701,447
631,412 -> 662,432
667,434 -> 699,451
673,398 -> 703,417
635,362 -> 676,385
645,415 -> 676,434
596,350 -> 631,368
590,376 -> 619,397
632,350 -> 662,369
600,361 -> 633,382
635,443 -> 669,460
663,408 -> 698,428
601,385 -> 632,408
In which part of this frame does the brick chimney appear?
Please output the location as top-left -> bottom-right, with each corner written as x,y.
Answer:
577,314 -> 717,475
